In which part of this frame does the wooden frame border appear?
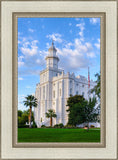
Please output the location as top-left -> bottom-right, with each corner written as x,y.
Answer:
0,0 -> 117,159
12,12 -> 106,148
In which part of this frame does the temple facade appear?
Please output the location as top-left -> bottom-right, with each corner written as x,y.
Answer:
34,42 -> 97,127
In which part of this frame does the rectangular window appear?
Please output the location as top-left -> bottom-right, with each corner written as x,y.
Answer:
43,86 -> 45,99
82,92 -> 84,97
70,88 -> 72,95
76,91 -> 78,95
53,91 -> 55,98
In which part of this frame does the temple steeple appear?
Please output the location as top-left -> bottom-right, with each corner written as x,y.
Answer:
45,41 -> 59,69
48,40 -> 57,56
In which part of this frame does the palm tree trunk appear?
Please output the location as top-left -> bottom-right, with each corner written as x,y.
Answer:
50,117 -> 52,127
29,107 -> 32,128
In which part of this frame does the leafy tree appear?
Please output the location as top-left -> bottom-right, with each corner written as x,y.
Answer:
45,109 -> 57,127
84,97 -> 99,130
66,95 -> 86,126
18,110 -> 23,117
18,109 -> 36,128
91,72 -> 100,114
18,110 -> 28,127
67,95 -> 85,109
67,101 -> 87,126
23,95 -> 38,128
91,73 -> 100,99
66,95 -> 99,128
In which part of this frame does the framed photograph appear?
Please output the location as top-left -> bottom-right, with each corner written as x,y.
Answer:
1,0 -> 117,159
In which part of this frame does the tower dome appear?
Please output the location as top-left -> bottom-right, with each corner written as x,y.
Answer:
48,40 -> 57,56
48,41 -> 57,53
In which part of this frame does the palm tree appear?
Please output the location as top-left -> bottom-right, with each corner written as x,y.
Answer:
23,95 -> 37,128
45,109 -> 57,127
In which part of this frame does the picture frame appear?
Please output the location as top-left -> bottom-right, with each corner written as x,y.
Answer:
0,0 -> 117,159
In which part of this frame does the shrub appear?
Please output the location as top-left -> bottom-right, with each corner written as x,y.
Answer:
41,125 -> 46,128
54,123 -> 64,128
64,124 -> 75,128
90,125 -> 95,128
18,124 -> 28,128
54,124 -> 59,128
58,123 -> 64,128
32,121 -> 37,128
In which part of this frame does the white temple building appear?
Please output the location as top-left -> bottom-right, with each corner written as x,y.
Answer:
34,42 -> 99,127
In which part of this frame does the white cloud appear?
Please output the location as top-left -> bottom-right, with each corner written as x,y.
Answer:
18,61 -> 25,67
65,42 -> 73,49
18,40 -> 21,44
18,77 -> 24,80
56,38 -> 95,72
46,33 -> 63,43
76,23 -> 85,38
26,86 -> 31,89
21,40 -> 39,56
18,34 -> 96,77
28,28 -> 35,33
69,23 -> 72,26
18,95 -> 26,110
26,86 -> 36,89
18,32 -> 22,36
75,18 -> 80,21
18,37 -> 47,76
18,68 -> 41,76
86,52 -> 96,58
46,42 -> 50,48
94,38 -> 100,49
18,56 -> 25,67
90,18 -> 100,25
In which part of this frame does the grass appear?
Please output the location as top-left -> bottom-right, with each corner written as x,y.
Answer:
18,128 -> 100,142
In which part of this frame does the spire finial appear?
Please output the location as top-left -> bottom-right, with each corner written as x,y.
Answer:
52,39 -> 54,46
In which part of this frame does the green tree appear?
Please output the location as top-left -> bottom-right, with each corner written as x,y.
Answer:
23,95 -> 38,128
45,109 -> 57,127
91,72 -> 100,114
18,109 -> 36,128
66,95 -> 86,126
91,73 -> 100,99
67,95 -> 85,109
84,97 -> 98,130
18,110 -> 28,127
18,110 -> 23,117
66,95 -> 99,128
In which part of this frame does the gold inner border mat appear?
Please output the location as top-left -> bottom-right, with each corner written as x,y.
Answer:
12,12 -> 106,148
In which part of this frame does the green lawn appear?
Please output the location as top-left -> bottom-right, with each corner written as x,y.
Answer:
18,128 -> 100,142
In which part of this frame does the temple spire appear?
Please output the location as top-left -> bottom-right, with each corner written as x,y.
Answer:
52,39 -> 54,46
45,41 -> 59,69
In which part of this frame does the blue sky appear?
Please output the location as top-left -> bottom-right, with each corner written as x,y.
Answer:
18,17 -> 100,111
